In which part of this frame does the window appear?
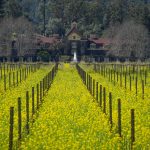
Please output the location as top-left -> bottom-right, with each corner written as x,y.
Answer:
73,36 -> 76,40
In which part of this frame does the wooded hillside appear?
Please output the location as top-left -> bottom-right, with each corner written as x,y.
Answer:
0,0 -> 150,59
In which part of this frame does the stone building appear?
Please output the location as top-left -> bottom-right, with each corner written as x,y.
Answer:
64,22 -> 111,61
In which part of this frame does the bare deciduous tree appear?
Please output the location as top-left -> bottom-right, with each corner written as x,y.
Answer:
103,21 -> 150,59
0,16 -> 35,57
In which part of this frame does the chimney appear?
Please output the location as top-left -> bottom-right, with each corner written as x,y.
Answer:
71,22 -> 77,29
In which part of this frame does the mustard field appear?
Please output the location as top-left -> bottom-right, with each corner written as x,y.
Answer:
0,63 -> 54,149
0,63 -> 149,149
80,63 -> 150,149
20,64 -> 120,149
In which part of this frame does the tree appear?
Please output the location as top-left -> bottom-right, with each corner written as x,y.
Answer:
127,0 -> 146,24
144,2 -> 150,31
46,18 -> 65,36
20,0 -> 40,22
4,0 -> 22,18
0,17 -> 35,57
104,21 -> 150,59
105,0 -> 128,25
0,0 -> 5,18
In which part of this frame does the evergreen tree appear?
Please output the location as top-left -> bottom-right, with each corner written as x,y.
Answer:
1,0 -> 149,35
4,0 -> 22,18
0,0 -> 5,18
106,0 -> 126,25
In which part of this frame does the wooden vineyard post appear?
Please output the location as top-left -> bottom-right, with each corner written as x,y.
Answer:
47,73 -> 49,90
83,72 -> 86,85
90,77 -> 92,94
131,109 -> 135,149
111,70 -> 112,82
47,75 -> 49,91
130,76 -> 132,91
22,69 -> 24,80
118,99 -> 122,137
109,92 -> 112,128
32,64 -> 35,72
43,78 -> 45,97
7,64 -> 9,72
144,71 -> 147,85
48,72 -> 50,89
26,66 -> 27,77
0,65 -> 2,79
90,77 -> 93,95
48,74 -> 50,89
87,74 -> 89,90
29,65 -> 31,74
125,73 -> 127,89
87,74 -> 88,89
50,71 -> 52,87
17,71 -> 18,86
33,64 -> 34,72
89,75 -> 90,91
13,72 -> 15,87
40,81 -> 42,103
135,77 -> 138,95
4,63 -> 6,76
37,84 -> 39,110
142,80 -> 144,99
89,76 -> 91,92
4,74 -> 6,91
52,69 -> 54,80
114,70 -> 116,85
117,71 -> 119,82
27,66 -> 28,77
93,79 -> 95,97
88,76 -> 90,92
9,72 -> 11,88
129,65 -> 131,76
42,77 -> 45,97
25,68 -> 27,79
108,69 -> 110,82
31,65 -> 32,73
34,63 -> 36,72
9,107 -> 14,150
18,97 -> 22,141
100,85 -> 102,107
24,68 -> 25,80
45,76 -> 46,93
27,65 -> 29,75
101,65 -> 103,76
28,64 -> 30,76
104,65 -> 106,77
44,76 -> 46,92
120,73 -> 122,87
96,82 -> 98,102
100,65 -> 102,75
26,91 -> 29,134
34,63 -> 38,72
94,64 -> 96,72
103,87 -> 106,114
32,87 -> 35,116
20,70 -> 21,83
46,76 -> 48,91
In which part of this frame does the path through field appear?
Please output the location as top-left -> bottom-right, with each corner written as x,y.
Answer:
21,64 -> 120,149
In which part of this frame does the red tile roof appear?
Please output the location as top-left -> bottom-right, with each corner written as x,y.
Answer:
89,38 -> 111,45
36,35 -> 60,45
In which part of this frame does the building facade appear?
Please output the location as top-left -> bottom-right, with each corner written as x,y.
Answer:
64,22 -> 111,61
